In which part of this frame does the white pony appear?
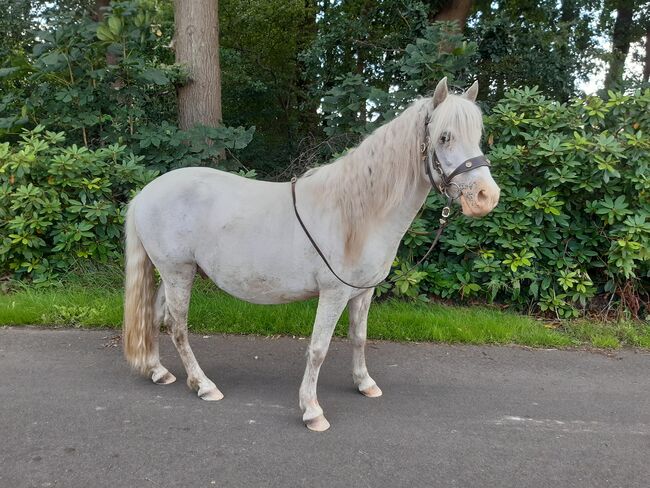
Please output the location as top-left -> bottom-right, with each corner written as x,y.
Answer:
123,78 -> 500,431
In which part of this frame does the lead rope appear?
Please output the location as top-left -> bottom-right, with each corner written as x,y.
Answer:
290,136 -> 453,290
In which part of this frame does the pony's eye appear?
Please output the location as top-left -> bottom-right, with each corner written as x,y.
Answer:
439,132 -> 451,144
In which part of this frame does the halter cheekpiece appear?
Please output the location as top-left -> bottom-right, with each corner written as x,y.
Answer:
291,113 -> 491,290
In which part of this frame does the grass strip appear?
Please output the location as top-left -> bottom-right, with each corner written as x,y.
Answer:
2,278 -> 648,349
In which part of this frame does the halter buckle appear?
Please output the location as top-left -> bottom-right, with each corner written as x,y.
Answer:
441,206 -> 450,218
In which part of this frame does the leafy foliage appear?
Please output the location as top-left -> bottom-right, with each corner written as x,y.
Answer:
388,87 -> 649,318
0,0 -> 253,171
220,0 -> 313,173
467,0 -> 601,103
132,122 -> 255,173
0,126 -> 157,282
320,22 -> 475,137
1,2 -> 176,139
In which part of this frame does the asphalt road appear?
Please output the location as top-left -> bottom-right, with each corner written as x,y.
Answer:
0,327 -> 648,488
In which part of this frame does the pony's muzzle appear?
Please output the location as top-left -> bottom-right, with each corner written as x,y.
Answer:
460,180 -> 500,217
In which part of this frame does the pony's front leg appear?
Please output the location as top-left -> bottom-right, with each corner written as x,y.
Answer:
348,289 -> 382,398
299,290 -> 349,432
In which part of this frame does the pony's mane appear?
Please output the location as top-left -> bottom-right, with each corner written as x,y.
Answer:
307,94 -> 483,260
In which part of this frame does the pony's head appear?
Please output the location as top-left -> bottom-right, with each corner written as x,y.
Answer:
425,78 -> 500,217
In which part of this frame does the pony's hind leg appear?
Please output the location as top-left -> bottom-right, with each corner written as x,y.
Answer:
161,264 -> 223,401
149,285 -> 176,385
348,289 -> 382,398
299,290 -> 349,432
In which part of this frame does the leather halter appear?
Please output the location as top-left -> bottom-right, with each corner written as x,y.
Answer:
290,114 -> 492,290
421,114 -> 492,213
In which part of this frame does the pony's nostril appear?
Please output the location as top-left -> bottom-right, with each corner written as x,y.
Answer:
477,189 -> 489,206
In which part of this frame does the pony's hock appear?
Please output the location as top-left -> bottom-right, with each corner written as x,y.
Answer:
122,77 -> 500,431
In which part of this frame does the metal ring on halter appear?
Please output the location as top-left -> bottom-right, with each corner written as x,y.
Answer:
443,182 -> 462,200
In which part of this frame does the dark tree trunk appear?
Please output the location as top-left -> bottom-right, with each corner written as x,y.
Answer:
475,0 -> 491,100
91,0 -> 110,21
356,52 -> 367,123
294,0 -> 320,141
604,0 -> 635,92
174,0 -> 222,130
560,0 -> 578,23
92,0 -> 118,65
355,0 -> 372,123
643,23 -> 650,83
558,0 -> 579,96
430,0 -> 474,31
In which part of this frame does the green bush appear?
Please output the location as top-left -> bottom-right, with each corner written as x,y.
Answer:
3,89 -> 648,320
0,126 -> 157,282
389,87 -> 649,318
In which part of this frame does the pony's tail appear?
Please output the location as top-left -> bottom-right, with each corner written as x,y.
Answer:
123,201 -> 155,375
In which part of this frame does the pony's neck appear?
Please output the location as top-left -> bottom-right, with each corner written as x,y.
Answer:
303,99 -> 432,260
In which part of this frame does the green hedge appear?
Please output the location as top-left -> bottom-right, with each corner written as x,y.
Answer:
387,88 -> 649,318
2,89 -> 648,318
0,127 -> 157,282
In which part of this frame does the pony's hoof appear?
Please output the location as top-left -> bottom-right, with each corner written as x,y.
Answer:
199,387 -> 224,401
152,371 -> 176,385
305,415 -> 330,432
360,384 -> 383,398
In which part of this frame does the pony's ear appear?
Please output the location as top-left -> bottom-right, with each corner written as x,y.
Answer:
464,81 -> 479,102
432,77 -> 448,109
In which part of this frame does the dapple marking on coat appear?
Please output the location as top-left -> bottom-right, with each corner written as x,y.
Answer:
123,78 -> 500,431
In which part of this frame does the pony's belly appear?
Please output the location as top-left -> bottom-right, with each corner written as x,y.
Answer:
217,281 -> 319,305
201,265 -> 319,304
